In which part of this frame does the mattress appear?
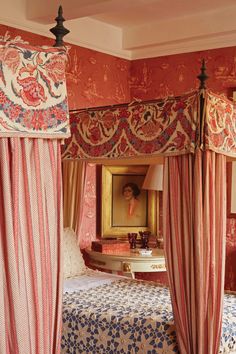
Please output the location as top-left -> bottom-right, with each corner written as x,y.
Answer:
62,270 -> 236,354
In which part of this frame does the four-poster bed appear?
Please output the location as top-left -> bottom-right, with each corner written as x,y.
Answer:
1,5 -> 235,353
62,61 -> 236,354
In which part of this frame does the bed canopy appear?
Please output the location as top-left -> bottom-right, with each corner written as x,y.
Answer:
62,62 -> 236,161
62,62 -> 236,354
0,7 -> 70,354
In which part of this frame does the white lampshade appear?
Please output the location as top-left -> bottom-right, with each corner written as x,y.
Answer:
142,165 -> 163,191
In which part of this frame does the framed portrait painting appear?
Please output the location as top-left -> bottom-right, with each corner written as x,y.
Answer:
101,165 -> 157,238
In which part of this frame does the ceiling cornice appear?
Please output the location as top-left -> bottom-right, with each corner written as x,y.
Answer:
0,0 -> 235,60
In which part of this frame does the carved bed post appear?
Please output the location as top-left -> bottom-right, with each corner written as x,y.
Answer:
197,59 -> 209,146
50,6 -> 70,47
197,59 -> 208,90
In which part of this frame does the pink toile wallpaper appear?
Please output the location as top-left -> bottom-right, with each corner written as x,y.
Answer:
130,47 -> 236,100
77,163 -> 97,249
66,46 -> 131,110
0,24 -> 235,289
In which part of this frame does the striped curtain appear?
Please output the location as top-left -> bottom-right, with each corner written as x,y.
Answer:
62,160 -> 87,241
0,137 -> 63,354
163,149 -> 226,354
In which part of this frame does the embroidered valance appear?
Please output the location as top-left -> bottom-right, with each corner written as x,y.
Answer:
62,91 -> 199,159
203,91 -> 236,157
62,89 -> 236,160
0,42 -> 69,138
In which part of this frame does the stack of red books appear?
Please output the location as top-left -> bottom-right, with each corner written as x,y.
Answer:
91,240 -> 130,254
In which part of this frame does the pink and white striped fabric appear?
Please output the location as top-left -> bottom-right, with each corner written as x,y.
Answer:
0,137 -> 63,354
163,149 -> 226,354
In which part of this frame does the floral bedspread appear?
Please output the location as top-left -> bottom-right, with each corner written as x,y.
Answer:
62,279 -> 236,354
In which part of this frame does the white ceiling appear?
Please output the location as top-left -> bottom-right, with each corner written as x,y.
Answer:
1,0 -> 236,59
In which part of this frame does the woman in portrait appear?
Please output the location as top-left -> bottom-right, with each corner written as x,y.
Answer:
122,182 -> 141,219
112,178 -> 147,227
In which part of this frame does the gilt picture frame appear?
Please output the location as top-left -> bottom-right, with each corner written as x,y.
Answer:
101,165 -> 157,238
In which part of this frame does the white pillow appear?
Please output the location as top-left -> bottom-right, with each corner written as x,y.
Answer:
63,227 -> 87,279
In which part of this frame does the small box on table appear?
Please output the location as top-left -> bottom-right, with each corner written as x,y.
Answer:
91,240 -> 130,254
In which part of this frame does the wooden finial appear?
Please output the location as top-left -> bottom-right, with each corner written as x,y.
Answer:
197,59 -> 209,90
50,6 -> 70,47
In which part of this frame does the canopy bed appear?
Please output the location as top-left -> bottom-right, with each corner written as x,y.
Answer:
0,7 -> 70,354
0,4 -> 234,353
62,61 -> 236,354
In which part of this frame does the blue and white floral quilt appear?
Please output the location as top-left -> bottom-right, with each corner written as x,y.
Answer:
62,276 -> 236,354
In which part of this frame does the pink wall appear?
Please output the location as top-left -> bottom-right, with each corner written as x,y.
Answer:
78,163 -> 97,249
130,47 -> 236,100
0,24 -> 235,289
66,46 -> 131,110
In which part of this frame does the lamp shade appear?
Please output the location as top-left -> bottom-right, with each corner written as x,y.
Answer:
142,165 -> 163,191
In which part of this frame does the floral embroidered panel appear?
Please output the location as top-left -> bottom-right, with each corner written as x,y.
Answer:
62,91 -> 199,159
203,91 -> 236,157
0,42 -> 70,138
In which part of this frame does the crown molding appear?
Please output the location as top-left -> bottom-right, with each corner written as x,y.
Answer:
0,16 -> 132,60
0,11 -> 235,61
130,32 -> 236,60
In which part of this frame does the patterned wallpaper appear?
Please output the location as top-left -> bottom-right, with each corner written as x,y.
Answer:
130,47 -> 236,100
0,24 -> 235,289
66,46 -> 130,110
78,164 -> 97,249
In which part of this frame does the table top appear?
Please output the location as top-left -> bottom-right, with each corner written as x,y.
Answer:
85,248 -> 165,261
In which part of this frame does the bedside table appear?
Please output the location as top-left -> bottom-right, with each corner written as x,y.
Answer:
85,248 -> 166,279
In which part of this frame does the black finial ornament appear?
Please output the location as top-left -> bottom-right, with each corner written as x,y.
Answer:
50,6 -> 70,47
197,59 -> 208,89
